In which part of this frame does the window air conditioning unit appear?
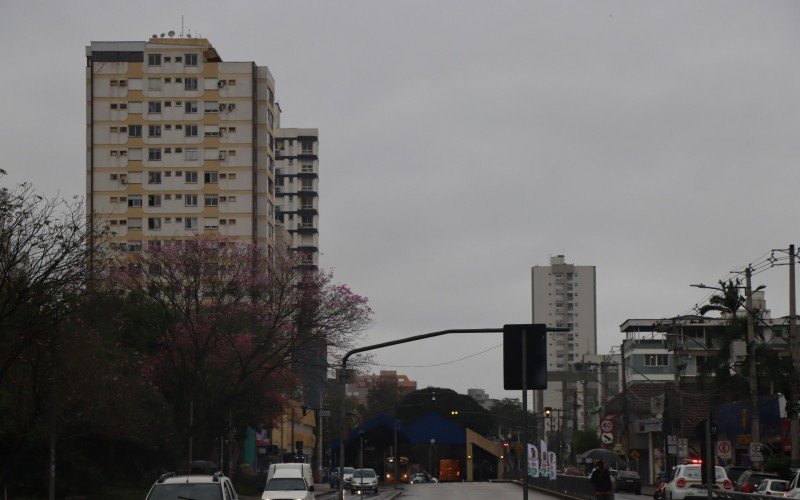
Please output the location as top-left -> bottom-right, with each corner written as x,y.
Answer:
217,80 -> 226,88
227,104 -> 235,111
219,103 -> 226,111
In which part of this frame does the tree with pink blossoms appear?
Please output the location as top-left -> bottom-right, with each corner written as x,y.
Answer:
113,237 -> 372,462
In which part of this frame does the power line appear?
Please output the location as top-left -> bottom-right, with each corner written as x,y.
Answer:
375,343 -> 502,368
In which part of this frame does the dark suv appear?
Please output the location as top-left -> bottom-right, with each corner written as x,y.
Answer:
614,470 -> 642,494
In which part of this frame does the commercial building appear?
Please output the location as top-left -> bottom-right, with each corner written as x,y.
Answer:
531,255 -> 597,428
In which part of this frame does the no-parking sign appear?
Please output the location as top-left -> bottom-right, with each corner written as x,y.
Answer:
717,441 -> 732,460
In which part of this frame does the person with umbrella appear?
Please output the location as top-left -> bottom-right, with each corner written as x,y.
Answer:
590,460 -> 613,500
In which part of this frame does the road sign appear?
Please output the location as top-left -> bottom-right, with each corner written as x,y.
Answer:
599,418 -> 615,434
667,435 -> 677,446
717,441 -> 732,460
318,409 -> 331,417
750,442 -> 763,461
503,324 -> 548,390
601,432 -> 614,445
678,438 -> 689,458
630,450 -> 640,460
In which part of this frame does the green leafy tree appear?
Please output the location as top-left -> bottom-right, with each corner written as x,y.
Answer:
571,428 -> 601,455
366,380 -> 402,416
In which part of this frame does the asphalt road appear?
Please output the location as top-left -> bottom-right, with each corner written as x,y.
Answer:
394,481 -> 557,499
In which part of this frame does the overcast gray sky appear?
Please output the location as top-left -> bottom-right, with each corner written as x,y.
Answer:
2,1 -> 800,404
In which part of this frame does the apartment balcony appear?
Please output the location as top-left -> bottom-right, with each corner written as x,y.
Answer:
296,223 -> 317,234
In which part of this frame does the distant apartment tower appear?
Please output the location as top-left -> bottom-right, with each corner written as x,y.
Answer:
345,370 -> 418,407
85,36 -> 297,251
531,255 -> 597,422
275,129 -> 319,269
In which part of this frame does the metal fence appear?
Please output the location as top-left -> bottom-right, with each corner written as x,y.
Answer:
524,475 -> 597,500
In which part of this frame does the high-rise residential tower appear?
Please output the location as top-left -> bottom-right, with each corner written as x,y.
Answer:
531,255 -> 597,425
86,36 -> 297,251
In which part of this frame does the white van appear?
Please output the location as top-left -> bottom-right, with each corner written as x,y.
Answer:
262,468 -> 313,500
266,463 -> 313,490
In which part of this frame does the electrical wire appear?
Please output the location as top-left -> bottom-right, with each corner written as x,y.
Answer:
375,343 -> 502,368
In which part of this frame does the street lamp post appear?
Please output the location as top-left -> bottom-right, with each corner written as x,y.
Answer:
429,438 -> 435,477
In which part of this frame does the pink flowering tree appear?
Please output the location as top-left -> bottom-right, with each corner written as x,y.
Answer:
113,237 -> 372,460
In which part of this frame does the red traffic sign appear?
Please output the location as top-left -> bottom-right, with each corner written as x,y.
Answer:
599,418 -> 615,434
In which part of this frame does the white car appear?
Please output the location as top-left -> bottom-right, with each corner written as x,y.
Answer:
261,469 -> 314,500
145,472 -> 239,500
351,468 -> 379,494
784,469 -> 800,498
754,479 -> 789,496
665,465 -> 731,500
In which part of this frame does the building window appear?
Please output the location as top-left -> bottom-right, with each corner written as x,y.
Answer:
147,218 -> 161,230
185,217 -> 198,230
301,164 -> 313,173
148,101 -> 162,114
184,148 -> 198,161
148,125 -> 161,138
184,101 -> 198,114
148,148 -> 161,161
185,171 -> 198,183
644,354 -> 669,367
128,125 -> 142,137
127,218 -> 142,230
148,172 -> 161,184
301,179 -> 313,191
185,53 -> 198,66
204,171 -> 218,184
147,78 -> 162,91
204,194 -> 219,207
147,53 -> 161,66
128,195 -> 142,207
185,125 -> 198,137
185,194 -> 198,207
184,78 -> 198,91
147,195 -> 161,207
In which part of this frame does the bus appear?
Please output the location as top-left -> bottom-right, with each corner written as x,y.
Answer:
438,458 -> 461,482
384,456 -> 410,484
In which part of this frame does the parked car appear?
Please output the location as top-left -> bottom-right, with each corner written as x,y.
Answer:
736,471 -> 780,493
614,470 -> 642,495
725,466 -> 754,484
411,472 -> 438,483
562,467 -> 585,477
329,466 -> 355,488
351,468 -> 379,494
664,464 -> 731,500
145,472 -> 239,500
783,469 -> 800,498
754,479 -> 789,495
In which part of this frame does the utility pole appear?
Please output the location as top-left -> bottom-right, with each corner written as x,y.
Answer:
620,340 -> 628,456
745,267 -> 760,446
582,362 -> 590,429
789,244 -> 799,466
573,391 -> 579,433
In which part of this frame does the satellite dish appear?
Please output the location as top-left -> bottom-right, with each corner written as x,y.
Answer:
160,33 -> 166,38
168,30 -> 175,38
151,34 -> 158,39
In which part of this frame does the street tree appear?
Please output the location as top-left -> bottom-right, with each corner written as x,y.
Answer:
113,237 -> 373,459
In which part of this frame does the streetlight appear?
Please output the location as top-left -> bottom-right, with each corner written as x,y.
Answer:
429,438 -> 436,477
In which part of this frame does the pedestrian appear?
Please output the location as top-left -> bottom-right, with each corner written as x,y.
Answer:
590,460 -> 613,500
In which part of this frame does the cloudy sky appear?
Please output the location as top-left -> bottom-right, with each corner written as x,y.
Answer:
2,1 -> 799,403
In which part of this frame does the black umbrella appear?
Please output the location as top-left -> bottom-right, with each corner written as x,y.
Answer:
580,449 -> 623,467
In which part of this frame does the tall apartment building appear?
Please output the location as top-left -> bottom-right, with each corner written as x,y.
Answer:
345,370 -> 418,407
85,36 -> 311,252
531,255 -> 597,426
275,128 -> 319,269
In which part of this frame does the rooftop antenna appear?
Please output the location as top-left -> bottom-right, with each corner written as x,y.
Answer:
181,15 -> 184,37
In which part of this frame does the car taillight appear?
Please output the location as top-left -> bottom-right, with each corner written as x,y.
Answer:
724,480 -> 732,490
457,470 -> 461,476
677,478 -> 686,488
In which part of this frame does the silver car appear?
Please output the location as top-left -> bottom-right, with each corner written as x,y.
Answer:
351,468 -> 379,494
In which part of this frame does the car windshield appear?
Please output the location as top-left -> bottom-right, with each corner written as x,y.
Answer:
265,478 -> 307,491
147,483 -> 221,500
343,468 -> 355,474
619,471 -> 640,478
682,466 -> 726,481
354,470 -> 376,478
770,481 -> 789,491
747,474 -> 778,484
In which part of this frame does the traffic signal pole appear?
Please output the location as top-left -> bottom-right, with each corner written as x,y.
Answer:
522,333 -> 529,500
